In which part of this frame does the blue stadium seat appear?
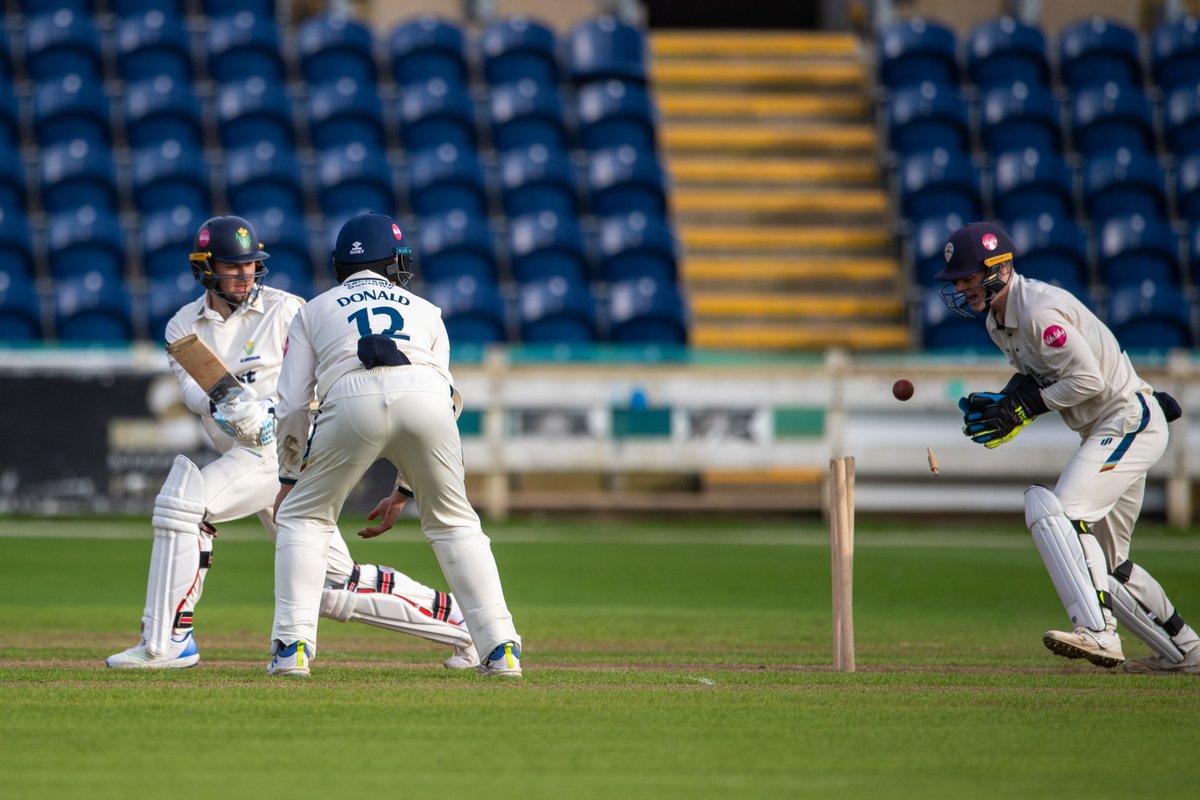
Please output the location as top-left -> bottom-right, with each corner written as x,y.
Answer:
397,78 -> 477,154
206,12 -> 285,85
315,143 -> 395,217
508,211 -> 589,285
607,277 -> 687,344
575,79 -> 657,153
489,80 -> 569,155
0,209 -> 35,280
0,18 -> 10,85
0,269 -> 42,342
201,0 -> 275,17
244,208 -> 316,289
113,0 -> 187,17
911,213 -> 968,284
965,15 -> 1050,88
898,148 -> 981,223
146,272 -> 202,343
979,81 -> 1062,157
1187,224 -> 1200,284
389,16 -> 468,88
1008,214 -> 1090,289
877,17 -> 958,90
992,148 -> 1074,224
46,207 -> 125,281
141,205 -> 203,281
886,81 -> 970,157
1163,84 -> 1200,157
425,276 -> 508,344
215,77 -> 295,151
407,144 -> 488,220
224,142 -> 306,216
131,140 -> 212,218
0,154 -> 26,217
115,10 -> 193,84
415,212 -> 497,284
1151,15 -> 1200,92
24,10 -> 104,83
33,74 -> 111,148
297,13 -> 377,87
0,82 -> 20,151
596,211 -> 678,285
1097,214 -> 1181,289
1071,83 -> 1155,159
306,78 -> 387,153
587,145 -> 668,220
519,277 -> 597,343
1057,17 -> 1142,92
124,76 -> 204,150
56,271 -> 136,343
1083,148 -> 1167,226
1107,281 -> 1194,351
39,139 -> 118,213
921,289 -> 997,352
498,145 -> 580,219
564,15 -> 648,86
1175,152 -> 1200,221
480,15 -> 559,88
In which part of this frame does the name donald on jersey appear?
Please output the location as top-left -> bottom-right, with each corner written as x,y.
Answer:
336,284 -> 412,308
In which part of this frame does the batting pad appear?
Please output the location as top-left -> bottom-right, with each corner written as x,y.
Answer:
1025,485 -> 1106,632
1107,576 -> 1186,663
319,588 -> 472,648
145,456 -> 206,657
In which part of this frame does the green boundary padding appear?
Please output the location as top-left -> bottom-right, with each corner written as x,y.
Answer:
774,407 -> 825,437
457,409 -> 483,436
612,407 -> 672,438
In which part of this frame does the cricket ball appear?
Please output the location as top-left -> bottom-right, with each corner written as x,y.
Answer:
892,379 -> 914,402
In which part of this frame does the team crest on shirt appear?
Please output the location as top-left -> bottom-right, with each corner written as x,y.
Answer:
244,341 -> 255,356
1042,325 -> 1067,347
944,242 -> 954,262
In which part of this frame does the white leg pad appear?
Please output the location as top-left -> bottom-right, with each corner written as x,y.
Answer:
144,456 -> 207,657
1025,485 -> 1106,631
1107,577 -> 1186,663
319,588 -> 472,648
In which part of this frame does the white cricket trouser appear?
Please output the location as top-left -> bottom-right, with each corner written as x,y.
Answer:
272,366 -> 520,660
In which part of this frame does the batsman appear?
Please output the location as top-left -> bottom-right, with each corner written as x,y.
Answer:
107,215 -> 479,670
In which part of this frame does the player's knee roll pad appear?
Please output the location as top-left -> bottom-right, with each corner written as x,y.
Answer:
1108,566 -> 1186,663
144,456 -> 207,657
319,587 -> 357,623
1025,485 -> 1106,631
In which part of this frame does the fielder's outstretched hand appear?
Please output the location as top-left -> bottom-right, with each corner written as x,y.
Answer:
358,491 -> 409,538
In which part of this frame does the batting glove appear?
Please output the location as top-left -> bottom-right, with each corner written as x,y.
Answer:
214,387 -> 276,447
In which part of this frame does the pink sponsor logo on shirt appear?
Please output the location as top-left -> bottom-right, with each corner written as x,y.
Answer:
1042,325 -> 1067,347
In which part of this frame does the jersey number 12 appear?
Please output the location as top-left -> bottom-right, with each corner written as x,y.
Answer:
347,307 -> 410,340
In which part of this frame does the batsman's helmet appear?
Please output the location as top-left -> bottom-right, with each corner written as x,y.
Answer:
331,212 -> 413,285
189,215 -> 270,304
935,221 -> 1015,317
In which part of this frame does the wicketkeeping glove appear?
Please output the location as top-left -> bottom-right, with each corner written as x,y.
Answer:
959,373 -> 1048,449
214,386 -> 276,447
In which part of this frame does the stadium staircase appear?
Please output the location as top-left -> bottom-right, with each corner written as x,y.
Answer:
652,30 -> 911,351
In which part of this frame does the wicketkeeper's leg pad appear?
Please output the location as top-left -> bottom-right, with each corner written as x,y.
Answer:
1025,485 -> 1107,632
1108,561 -> 1188,663
144,455 -> 207,657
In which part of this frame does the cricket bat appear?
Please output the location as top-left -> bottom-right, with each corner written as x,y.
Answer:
166,334 -> 245,404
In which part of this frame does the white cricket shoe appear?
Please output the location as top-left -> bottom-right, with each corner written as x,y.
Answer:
477,642 -> 521,678
443,643 -> 480,670
1123,646 -> 1200,675
106,631 -> 200,669
266,640 -> 312,677
1043,626 -> 1125,668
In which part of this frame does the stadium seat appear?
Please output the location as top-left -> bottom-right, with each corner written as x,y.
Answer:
201,0 -> 275,17
607,277 -> 687,344
407,144 -> 488,220
123,75 -> 204,150
397,78 -> 477,155
1082,148 -> 1167,226
131,140 -> 212,218
215,77 -> 295,151
39,139 -> 118,213
979,81 -> 1062,157
0,18 -> 10,85
508,211 -> 589,285
991,148 -> 1075,224
911,213 -> 968,285
587,145 -> 669,220
480,15 -> 559,88
1187,224 -> 1200,284
306,78 -> 387,153
1097,214 -> 1181,289
414,212 -> 498,284
1151,15 -> 1200,92
564,15 -> 648,86
146,273 -> 203,343
32,74 -> 111,148
24,10 -> 104,83
115,10 -> 193,84
898,148 -> 982,223
141,205 -> 203,281
575,79 -> 657,153
498,145 -> 580,219
224,142 -> 307,216
886,81 -> 970,157
244,208 -> 316,289
876,17 -> 958,90
113,0 -> 187,17
0,209 -> 35,280
424,276 -> 508,344
1106,281 -> 1194,351
1174,152 -> 1200,221
0,269 -> 42,342
489,79 -> 569,155
965,15 -> 1050,88
0,82 -> 20,151
314,143 -> 395,217
1070,83 -> 1155,159
55,271 -> 136,344
1163,84 -> 1200,157
205,12 -> 285,85
46,206 -> 126,281
518,277 -> 597,343
297,13 -> 377,87
1057,17 -> 1142,92
596,211 -> 678,285
0,155 -> 26,218
389,16 -> 468,88
921,289 -> 998,352
1008,214 -> 1090,289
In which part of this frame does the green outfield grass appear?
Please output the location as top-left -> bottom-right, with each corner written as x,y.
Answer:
1,515 -> 1199,799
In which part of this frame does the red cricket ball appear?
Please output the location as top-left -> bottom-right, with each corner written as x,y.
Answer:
892,379 -> 914,401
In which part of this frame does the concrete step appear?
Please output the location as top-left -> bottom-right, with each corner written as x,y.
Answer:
690,292 -> 904,320
679,223 -> 890,253
673,187 -> 888,219
658,91 -> 866,121
662,123 -> 875,154
690,322 -> 912,350
654,58 -> 867,88
666,155 -> 879,186
683,255 -> 898,284
652,31 -> 861,58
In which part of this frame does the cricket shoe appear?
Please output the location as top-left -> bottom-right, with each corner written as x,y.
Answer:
1123,646 -> 1200,676
266,640 -> 311,677
1043,626 -> 1124,668
106,631 -> 200,669
478,642 -> 521,678
443,643 -> 480,670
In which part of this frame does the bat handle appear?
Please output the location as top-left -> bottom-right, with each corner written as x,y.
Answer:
208,374 -> 244,405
